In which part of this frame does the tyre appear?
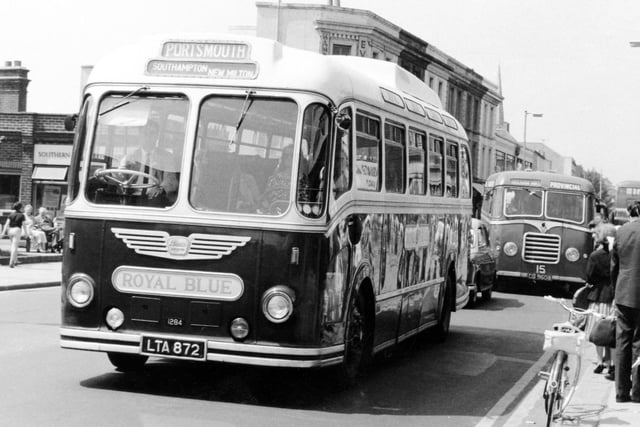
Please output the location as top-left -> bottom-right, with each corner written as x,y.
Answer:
338,289 -> 373,385
481,284 -> 493,302
430,275 -> 453,343
545,390 -> 558,427
107,352 -> 148,372
544,351 -> 567,426
465,290 -> 476,308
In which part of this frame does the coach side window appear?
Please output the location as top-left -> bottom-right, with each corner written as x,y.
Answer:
408,129 -> 426,195
428,135 -> 444,196
460,145 -> 471,198
355,113 -> 381,191
384,122 -> 405,193
446,141 -> 459,197
332,107 -> 352,199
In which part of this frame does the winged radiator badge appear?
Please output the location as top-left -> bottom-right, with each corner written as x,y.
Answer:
111,227 -> 251,260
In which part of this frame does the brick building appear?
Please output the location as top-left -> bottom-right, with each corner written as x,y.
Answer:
0,61 -> 74,220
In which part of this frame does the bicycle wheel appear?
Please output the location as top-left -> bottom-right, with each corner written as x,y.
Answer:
544,351 -> 567,426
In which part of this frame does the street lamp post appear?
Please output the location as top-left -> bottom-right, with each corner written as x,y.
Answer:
523,110 -> 543,169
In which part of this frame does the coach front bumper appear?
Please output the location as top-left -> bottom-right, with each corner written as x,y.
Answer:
60,327 -> 344,368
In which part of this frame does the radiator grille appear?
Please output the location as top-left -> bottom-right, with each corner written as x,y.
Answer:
523,233 -> 561,263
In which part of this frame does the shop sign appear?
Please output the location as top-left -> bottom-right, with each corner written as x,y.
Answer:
34,144 -> 72,166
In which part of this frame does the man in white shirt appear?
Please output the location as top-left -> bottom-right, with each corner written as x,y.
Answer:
119,121 -> 179,205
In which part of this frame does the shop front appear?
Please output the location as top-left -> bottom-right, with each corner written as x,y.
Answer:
32,144 -> 71,219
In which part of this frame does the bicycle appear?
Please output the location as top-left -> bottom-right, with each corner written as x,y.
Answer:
538,295 -> 603,426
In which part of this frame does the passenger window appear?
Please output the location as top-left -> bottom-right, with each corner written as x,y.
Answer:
408,129 -> 426,195
355,113 -> 380,191
428,135 -> 444,196
460,146 -> 471,198
446,141 -> 459,197
384,122 -> 405,193
332,107 -> 352,199
298,103 -> 331,217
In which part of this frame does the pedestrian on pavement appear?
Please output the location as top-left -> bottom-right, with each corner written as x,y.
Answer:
585,223 -> 617,378
24,204 -> 47,252
1,201 -> 27,268
34,207 -> 59,251
611,201 -> 640,403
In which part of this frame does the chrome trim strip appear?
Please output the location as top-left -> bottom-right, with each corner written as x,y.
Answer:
496,271 -> 585,283
206,354 -> 343,368
60,340 -> 139,354
376,279 -> 442,302
418,320 -> 437,332
486,219 -> 589,234
60,328 -> 140,343
111,227 -> 251,261
60,328 -> 344,357
206,341 -> 344,356
373,338 -> 396,354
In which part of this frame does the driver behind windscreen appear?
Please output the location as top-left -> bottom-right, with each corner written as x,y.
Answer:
119,120 -> 179,204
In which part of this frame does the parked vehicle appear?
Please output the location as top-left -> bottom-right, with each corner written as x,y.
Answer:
466,218 -> 496,307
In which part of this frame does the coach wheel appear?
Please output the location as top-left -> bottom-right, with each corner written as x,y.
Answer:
430,275 -> 453,343
107,352 -> 148,372
340,289 -> 373,384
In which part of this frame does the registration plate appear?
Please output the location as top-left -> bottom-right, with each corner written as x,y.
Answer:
527,273 -> 552,281
141,336 -> 206,360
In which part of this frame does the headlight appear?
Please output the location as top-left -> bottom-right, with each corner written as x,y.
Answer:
565,247 -> 580,262
67,273 -> 95,308
230,317 -> 249,340
106,307 -> 125,330
261,285 -> 296,323
503,241 -> 518,257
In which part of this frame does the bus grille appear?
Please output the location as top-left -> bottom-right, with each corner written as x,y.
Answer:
523,233 -> 561,263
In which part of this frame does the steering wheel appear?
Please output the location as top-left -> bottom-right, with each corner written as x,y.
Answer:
268,200 -> 290,215
94,168 -> 160,190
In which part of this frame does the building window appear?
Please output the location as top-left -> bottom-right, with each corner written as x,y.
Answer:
438,82 -> 443,100
495,150 -> 506,172
0,173 -> 20,210
428,76 -> 434,88
506,154 -> 515,171
332,44 -> 352,56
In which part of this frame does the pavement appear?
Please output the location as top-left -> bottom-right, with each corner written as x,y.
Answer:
1,240 -> 639,425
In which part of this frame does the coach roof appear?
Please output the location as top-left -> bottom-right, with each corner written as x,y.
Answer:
87,33 -> 464,134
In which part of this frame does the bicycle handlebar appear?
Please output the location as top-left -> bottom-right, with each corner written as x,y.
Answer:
543,295 -> 599,317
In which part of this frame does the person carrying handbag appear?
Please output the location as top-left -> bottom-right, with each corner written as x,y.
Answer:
611,202 -> 640,403
586,223 -> 617,379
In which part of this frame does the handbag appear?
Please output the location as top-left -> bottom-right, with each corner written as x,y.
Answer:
588,316 -> 616,348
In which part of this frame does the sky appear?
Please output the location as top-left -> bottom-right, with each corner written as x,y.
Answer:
2,0 -> 639,184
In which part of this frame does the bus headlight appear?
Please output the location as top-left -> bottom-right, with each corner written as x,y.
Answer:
262,285 -> 296,323
230,317 -> 250,340
565,247 -> 580,262
106,307 -> 125,330
67,273 -> 95,308
503,242 -> 518,257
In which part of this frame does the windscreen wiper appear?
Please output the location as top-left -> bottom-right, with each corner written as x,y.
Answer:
228,90 -> 255,146
99,86 -> 150,116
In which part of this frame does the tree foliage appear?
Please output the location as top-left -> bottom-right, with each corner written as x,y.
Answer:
581,168 -> 614,208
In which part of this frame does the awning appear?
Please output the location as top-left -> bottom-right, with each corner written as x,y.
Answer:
472,183 -> 485,194
32,166 -> 68,181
